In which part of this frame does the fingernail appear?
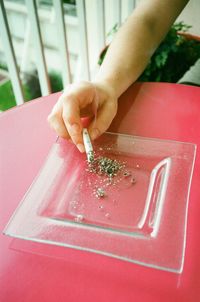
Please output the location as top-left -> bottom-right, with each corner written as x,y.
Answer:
77,143 -> 85,153
69,123 -> 80,135
90,128 -> 100,140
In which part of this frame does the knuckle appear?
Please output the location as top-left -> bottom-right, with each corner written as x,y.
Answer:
48,112 -> 59,124
110,100 -> 118,116
112,107 -> 118,118
62,90 -> 76,103
47,113 -> 54,125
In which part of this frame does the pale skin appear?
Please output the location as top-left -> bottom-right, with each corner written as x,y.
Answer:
48,0 -> 189,153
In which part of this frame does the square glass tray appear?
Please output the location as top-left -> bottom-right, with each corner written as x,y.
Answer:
4,133 -> 196,273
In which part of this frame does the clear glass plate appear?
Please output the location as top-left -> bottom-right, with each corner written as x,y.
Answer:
3,133 -> 196,273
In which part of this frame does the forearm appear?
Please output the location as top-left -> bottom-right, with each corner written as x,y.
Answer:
95,0 -> 189,98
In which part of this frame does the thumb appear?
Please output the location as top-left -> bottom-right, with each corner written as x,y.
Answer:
88,100 -> 117,140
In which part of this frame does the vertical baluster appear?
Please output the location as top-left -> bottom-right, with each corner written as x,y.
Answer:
0,1 -> 24,105
97,0 -> 105,50
76,0 -> 90,80
114,0 -> 122,27
128,0 -> 136,14
53,0 -> 72,87
25,0 -> 51,96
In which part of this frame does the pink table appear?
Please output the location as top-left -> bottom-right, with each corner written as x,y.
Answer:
0,82 -> 200,302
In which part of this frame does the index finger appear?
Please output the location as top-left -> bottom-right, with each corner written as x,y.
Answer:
62,95 -> 85,153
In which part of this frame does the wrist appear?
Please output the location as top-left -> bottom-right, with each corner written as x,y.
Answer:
92,78 -> 119,101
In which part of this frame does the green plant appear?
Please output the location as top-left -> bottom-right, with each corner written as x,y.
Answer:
98,22 -> 200,83
23,70 -> 42,100
23,70 -> 63,101
0,62 -> 64,111
0,79 -> 32,111
0,61 -> 8,71
0,80 -> 16,111
49,71 -> 63,92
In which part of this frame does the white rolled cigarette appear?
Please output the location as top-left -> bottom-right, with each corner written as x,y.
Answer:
82,128 -> 94,162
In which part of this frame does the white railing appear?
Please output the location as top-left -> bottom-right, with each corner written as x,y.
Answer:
25,0 -> 51,95
0,0 -> 136,106
0,0 -> 25,104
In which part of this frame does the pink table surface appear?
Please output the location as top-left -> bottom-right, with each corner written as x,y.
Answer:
0,82 -> 200,302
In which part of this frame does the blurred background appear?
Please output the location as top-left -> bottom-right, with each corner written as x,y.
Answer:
0,0 -> 200,112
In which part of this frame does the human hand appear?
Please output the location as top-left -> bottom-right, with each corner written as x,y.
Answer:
48,81 -> 118,152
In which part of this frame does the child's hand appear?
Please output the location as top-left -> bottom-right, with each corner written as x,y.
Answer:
48,81 -> 118,152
